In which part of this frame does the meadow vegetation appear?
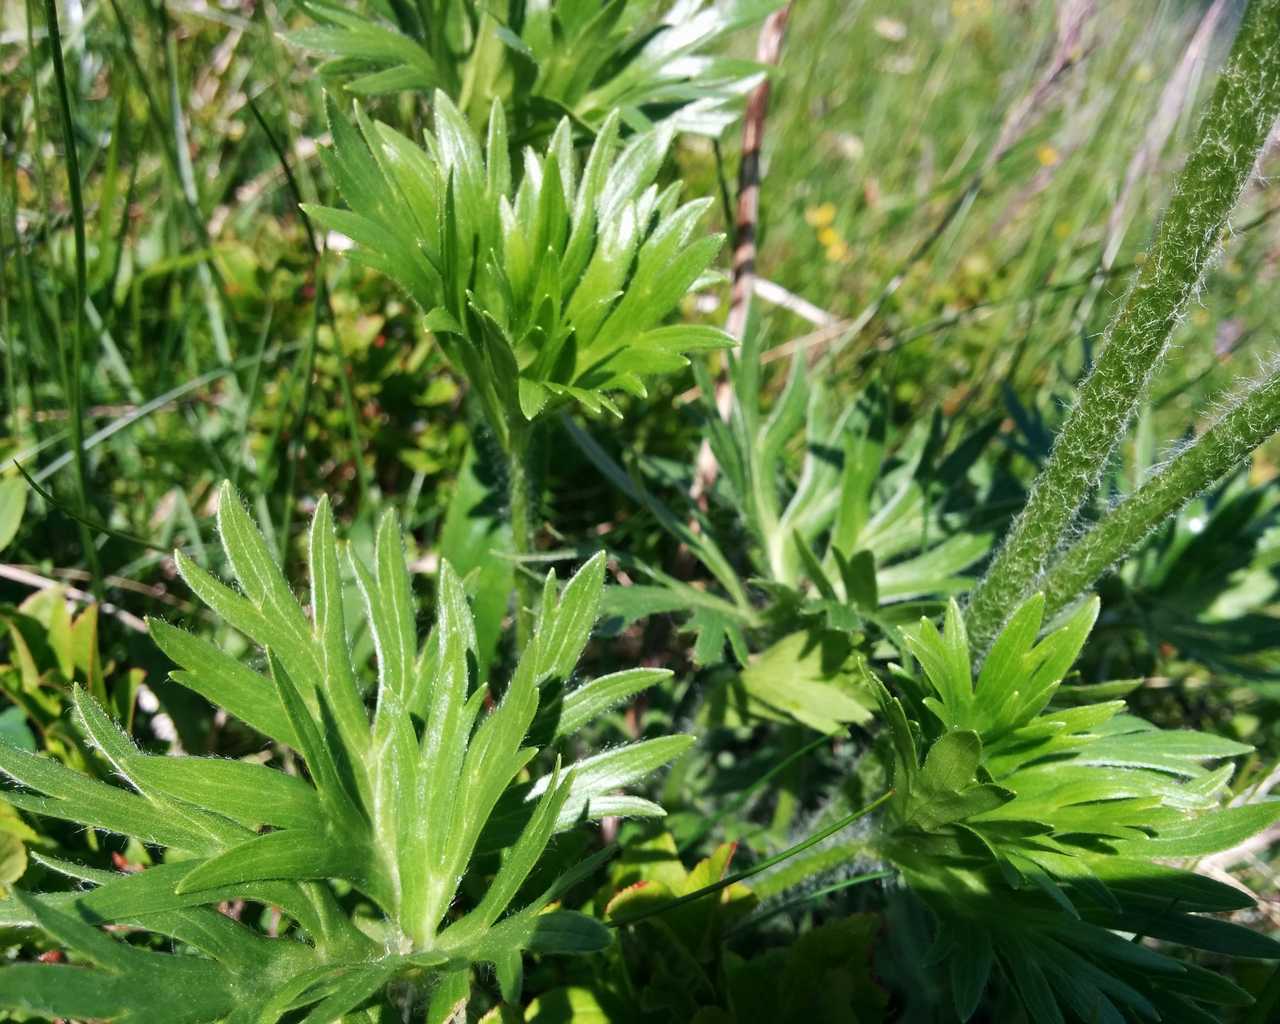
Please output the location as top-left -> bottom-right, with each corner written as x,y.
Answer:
0,1 -> 1279,1021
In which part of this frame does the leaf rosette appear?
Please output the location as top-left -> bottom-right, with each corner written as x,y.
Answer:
876,597 -> 1280,1023
305,91 -> 730,447
0,482 -> 690,1022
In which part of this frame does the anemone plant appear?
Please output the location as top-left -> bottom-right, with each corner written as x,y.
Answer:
306,92 -> 728,442
0,483 -> 689,1023
877,595 -> 1280,1023
288,0 -> 779,138
567,317 -> 1005,735
306,90 -> 729,644
572,344 -> 1001,654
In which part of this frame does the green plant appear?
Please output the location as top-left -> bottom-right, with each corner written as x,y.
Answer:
288,0 -> 779,139
570,318 -> 1005,733
690,323 -> 997,633
307,89 -> 729,644
307,92 -> 729,442
878,595 -> 1280,1023
586,369 -> 992,638
7,0 -> 1280,1020
0,483 -> 688,1021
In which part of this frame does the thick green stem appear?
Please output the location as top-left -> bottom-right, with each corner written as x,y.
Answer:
966,0 -> 1280,651
1041,365 -> 1280,620
507,423 -> 537,654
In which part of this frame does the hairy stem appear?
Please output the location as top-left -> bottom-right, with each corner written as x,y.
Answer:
966,0 -> 1280,651
1041,365 -> 1280,619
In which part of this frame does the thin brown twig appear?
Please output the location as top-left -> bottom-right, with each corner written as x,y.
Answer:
0,563 -> 147,632
691,2 -> 793,506
724,3 -> 794,347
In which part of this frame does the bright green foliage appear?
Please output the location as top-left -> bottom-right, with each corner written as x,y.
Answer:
877,595 -> 1280,1023
289,0 -> 779,137
9,1 -> 1280,1020
0,482 -> 689,1021
696,332 -> 992,626
0,477 -> 26,554
0,578 -> 138,779
0,502 -> 136,898
305,92 -> 730,449
573,320 -> 998,736
576,327 -> 996,681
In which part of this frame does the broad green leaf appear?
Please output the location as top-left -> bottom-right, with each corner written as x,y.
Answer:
0,477 -> 26,553
735,631 -> 876,733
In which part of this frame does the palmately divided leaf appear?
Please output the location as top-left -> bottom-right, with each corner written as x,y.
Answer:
0,483 -> 686,1019
288,1 -> 777,138
879,591 -> 1279,1024
308,94 -> 729,434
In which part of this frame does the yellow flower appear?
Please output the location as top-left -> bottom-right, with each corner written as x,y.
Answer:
805,202 -> 837,229
1036,144 -> 1061,168
817,226 -> 841,247
1054,220 -> 1073,240
825,240 -> 849,262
